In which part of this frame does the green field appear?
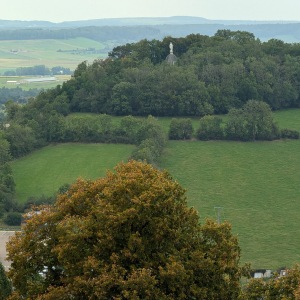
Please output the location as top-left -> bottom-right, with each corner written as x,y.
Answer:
10,109 -> 300,268
274,108 -> 300,131
160,139 -> 300,268
0,37 -> 113,74
11,143 -> 134,202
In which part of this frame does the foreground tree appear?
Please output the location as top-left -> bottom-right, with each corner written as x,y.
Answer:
7,161 -> 243,299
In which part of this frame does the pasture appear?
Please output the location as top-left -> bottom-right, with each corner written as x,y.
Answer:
11,143 -> 134,202
10,109 -> 300,268
160,139 -> 300,268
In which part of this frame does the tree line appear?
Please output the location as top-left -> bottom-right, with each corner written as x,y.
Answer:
3,65 -> 72,76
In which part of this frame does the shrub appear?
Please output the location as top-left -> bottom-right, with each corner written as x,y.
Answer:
197,115 -> 224,140
168,118 -> 194,140
4,212 -> 22,226
281,128 -> 300,139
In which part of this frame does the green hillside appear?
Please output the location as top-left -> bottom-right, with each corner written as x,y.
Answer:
11,143 -> 134,202
160,140 -> 300,268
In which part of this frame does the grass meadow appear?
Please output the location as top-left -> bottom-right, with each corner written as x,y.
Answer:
160,139 -> 300,268
11,143 -> 134,202
10,109 -> 300,268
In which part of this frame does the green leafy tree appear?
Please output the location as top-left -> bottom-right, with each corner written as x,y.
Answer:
168,118 -> 194,140
225,100 -> 279,141
4,124 -> 37,158
197,115 -> 224,140
0,262 -> 12,300
7,161 -> 243,300
0,138 -> 11,165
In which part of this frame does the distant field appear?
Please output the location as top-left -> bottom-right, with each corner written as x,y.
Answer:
0,75 -> 71,90
11,143 -> 134,202
0,37 -> 113,74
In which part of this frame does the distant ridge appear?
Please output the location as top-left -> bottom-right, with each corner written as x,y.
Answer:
0,16 -> 297,29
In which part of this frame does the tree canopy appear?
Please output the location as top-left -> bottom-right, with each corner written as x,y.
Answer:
7,161 -> 243,299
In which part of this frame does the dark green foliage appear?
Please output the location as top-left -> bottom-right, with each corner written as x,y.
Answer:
168,118 -> 194,140
131,116 -> 166,164
0,139 -> 11,165
119,115 -> 143,144
15,65 -> 50,76
0,88 -> 38,105
23,195 -> 55,211
197,115 -> 224,140
4,124 -> 37,158
225,100 -> 280,141
281,128 -> 300,139
0,262 -> 12,300
4,211 -> 22,226
0,163 -> 16,216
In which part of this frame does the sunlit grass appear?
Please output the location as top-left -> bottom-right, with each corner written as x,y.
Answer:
11,143 -> 134,202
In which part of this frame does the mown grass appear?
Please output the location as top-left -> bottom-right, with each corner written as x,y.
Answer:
11,143 -> 134,202
274,108 -> 300,131
0,37 -> 112,74
160,140 -> 300,269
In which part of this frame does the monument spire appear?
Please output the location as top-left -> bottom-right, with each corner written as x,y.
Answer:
166,42 -> 177,65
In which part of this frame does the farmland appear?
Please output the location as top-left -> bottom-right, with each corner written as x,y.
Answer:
0,37 -> 112,74
10,109 -> 300,268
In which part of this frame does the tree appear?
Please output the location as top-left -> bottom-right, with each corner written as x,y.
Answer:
168,118 -> 194,140
197,115 -> 224,140
0,262 -> 11,300
225,100 -> 279,141
7,161 -> 243,299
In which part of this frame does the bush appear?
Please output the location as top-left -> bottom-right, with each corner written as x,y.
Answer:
197,115 -> 224,140
224,100 -> 279,141
168,118 -> 194,140
281,128 -> 300,139
4,212 -> 22,226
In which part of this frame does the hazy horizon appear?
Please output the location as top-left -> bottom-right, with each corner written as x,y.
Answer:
1,0 -> 299,23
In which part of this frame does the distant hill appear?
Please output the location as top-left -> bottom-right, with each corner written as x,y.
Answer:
0,16 -> 300,42
0,16 -> 297,28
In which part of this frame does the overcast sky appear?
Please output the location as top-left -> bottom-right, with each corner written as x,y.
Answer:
1,0 -> 300,22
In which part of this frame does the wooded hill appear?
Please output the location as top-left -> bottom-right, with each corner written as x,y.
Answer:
18,30 -> 300,118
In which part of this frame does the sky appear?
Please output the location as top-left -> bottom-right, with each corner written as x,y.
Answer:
1,0 -> 300,23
